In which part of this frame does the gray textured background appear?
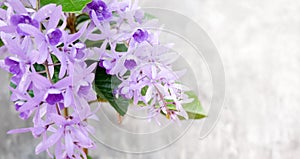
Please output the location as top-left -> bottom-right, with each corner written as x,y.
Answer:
1,0 -> 300,158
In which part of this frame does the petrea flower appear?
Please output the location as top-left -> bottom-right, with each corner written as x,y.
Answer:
124,59 -> 137,70
47,29 -> 63,46
74,43 -> 86,60
116,63 -> 190,121
10,14 -> 39,35
0,0 -> 197,158
5,57 -> 22,75
133,29 -> 148,43
45,89 -> 64,105
86,0 -> 112,21
73,62 -> 97,102
14,4 -> 65,65
35,113 -> 95,158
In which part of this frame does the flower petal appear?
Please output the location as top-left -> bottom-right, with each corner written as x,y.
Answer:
65,133 -> 74,156
8,0 -> 27,14
34,4 -> 56,22
35,128 -> 63,154
47,6 -> 62,30
7,128 -> 32,134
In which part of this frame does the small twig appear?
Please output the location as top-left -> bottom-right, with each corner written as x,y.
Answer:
117,113 -> 123,124
37,70 -> 47,74
67,13 -> 77,34
44,61 -> 61,115
88,98 -> 108,105
36,0 -> 40,10
83,148 -> 88,157
153,84 -> 172,119
63,108 -> 69,117
46,63 -> 61,66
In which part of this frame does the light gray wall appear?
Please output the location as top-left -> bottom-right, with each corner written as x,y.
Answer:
1,0 -> 300,158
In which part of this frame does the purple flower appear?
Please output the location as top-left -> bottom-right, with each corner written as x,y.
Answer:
0,0 -> 196,158
45,89 -> 64,105
78,85 -> 91,96
86,0 -> 112,21
5,57 -> 21,75
14,101 -> 24,111
87,0 -> 107,10
73,62 -> 97,101
35,113 -> 95,158
116,63 -> 190,121
133,29 -> 148,43
74,43 -> 86,59
10,15 -> 38,27
47,29 -> 62,46
10,14 -> 39,35
98,43 -> 119,74
124,59 -> 137,70
19,110 -> 30,120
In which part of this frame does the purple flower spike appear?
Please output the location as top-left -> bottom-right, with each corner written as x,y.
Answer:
133,29 -> 148,43
124,59 -> 137,70
46,89 -> 64,105
47,29 -> 62,46
5,57 -> 21,75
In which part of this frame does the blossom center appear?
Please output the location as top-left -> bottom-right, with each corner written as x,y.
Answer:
133,29 -> 148,43
45,89 -> 64,105
124,59 -> 137,70
47,29 -> 62,46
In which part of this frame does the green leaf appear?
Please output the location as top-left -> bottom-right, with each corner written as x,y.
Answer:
52,65 -> 60,83
0,38 -> 3,47
76,14 -> 90,26
94,63 -> 129,116
28,90 -> 35,98
180,91 -> 206,120
140,86 -> 148,96
115,43 -> 128,52
1,4 -> 7,10
10,81 -> 16,89
85,39 -> 103,48
40,0 -> 92,12
51,54 -> 61,83
87,155 -> 93,159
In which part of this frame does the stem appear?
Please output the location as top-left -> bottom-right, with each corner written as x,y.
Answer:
63,108 -> 69,116
37,70 -> 47,74
60,13 -> 78,122
153,84 -> 172,119
46,63 -> 61,66
36,0 -> 40,10
117,113 -> 122,124
66,13 -> 89,157
67,13 -> 77,34
44,61 -> 61,115
88,98 -> 107,105
83,148 -> 88,157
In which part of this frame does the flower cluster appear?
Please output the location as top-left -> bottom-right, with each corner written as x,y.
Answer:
83,0 -> 192,122
0,0 -> 195,158
0,1 -> 97,158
